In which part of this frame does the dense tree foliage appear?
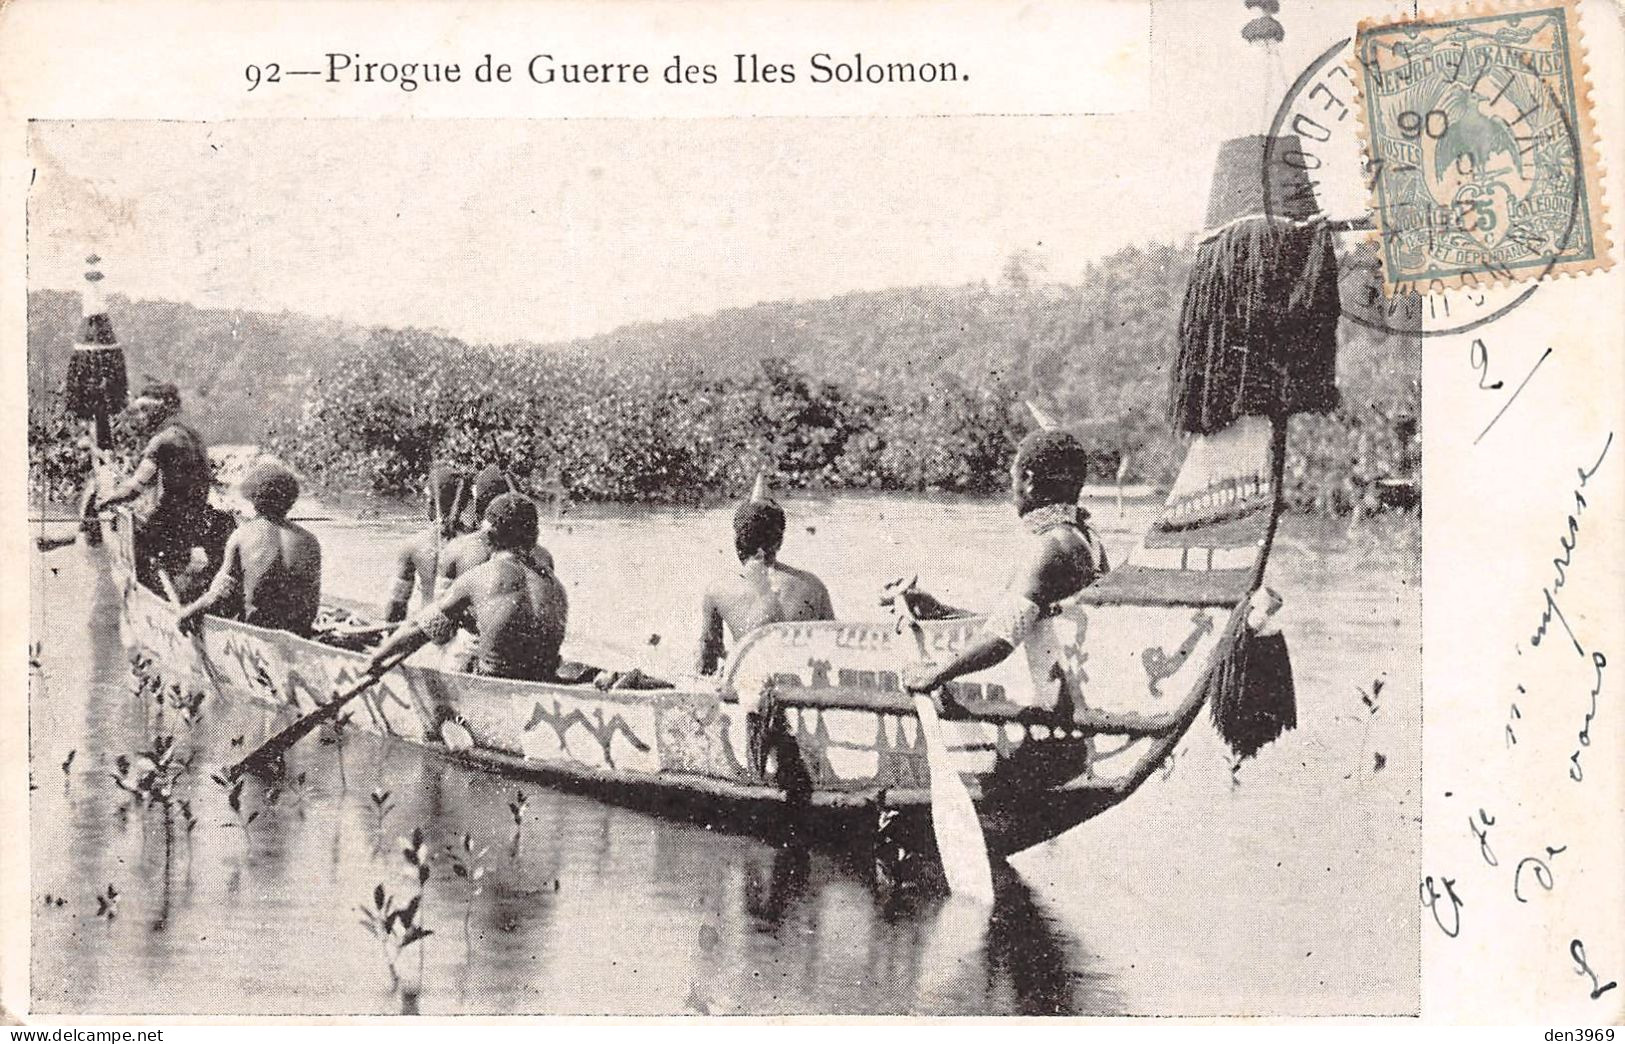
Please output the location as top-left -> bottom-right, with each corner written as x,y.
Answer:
28,243 -> 1420,512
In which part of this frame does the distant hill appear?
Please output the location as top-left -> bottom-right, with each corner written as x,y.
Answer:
30,240 -> 1419,510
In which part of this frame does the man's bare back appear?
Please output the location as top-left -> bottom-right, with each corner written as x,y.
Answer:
446,551 -> 567,679
368,495 -> 567,683
417,551 -> 567,680
708,561 -> 832,633
385,528 -> 454,622
697,496 -> 835,676
182,517 -> 323,636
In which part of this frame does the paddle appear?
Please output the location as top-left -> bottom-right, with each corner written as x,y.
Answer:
220,649 -> 412,783
898,605 -> 995,903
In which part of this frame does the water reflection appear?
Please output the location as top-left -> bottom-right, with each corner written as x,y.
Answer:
28,500 -> 1420,1016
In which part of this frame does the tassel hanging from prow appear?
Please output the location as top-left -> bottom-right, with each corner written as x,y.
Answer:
64,254 -> 129,447
1205,587 -> 1297,761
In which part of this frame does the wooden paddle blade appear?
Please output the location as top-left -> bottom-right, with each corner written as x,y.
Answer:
913,694 -> 995,903
221,659 -> 400,782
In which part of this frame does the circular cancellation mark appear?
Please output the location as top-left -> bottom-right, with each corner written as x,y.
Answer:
1263,34 -> 1583,338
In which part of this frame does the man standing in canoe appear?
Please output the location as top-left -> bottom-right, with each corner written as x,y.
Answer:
94,380 -> 232,598
176,460 -> 323,636
382,462 -> 467,623
895,429 -> 1108,703
696,480 -> 835,676
366,493 -> 568,682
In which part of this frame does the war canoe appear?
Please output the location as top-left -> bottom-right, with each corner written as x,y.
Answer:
106,422 -> 1292,861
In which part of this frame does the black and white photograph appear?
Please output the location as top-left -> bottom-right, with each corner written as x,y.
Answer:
6,0 -> 1622,1028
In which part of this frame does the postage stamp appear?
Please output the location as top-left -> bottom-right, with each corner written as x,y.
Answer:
1353,0 -> 1611,292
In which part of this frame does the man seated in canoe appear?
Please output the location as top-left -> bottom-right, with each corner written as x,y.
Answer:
437,464 -> 556,589
382,462 -> 467,623
696,484 -> 835,676
433,465 -> 557,670
366,493 -> 568,682
893,429 -> 1108,706
176,460 -> 323,636
93,380 -> 234,599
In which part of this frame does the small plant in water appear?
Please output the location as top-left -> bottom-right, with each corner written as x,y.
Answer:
219,777 -> 259,845
358,826 -> 434,995
60,749 -> 76,777
508,790 -> 529,857
173,688 -> 206,728
443,832 -> 489,943
1349,675 -> 1386,780
94,884 -> 119,920
112,735 -> 193,807
320,715 -> 351,791
371,788 -> 394,830
282,770 -> 315,811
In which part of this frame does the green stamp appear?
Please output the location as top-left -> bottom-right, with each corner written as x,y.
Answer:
1354,0 -> 1610,291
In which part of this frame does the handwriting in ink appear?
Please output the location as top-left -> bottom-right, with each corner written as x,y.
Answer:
1530,432 -> 1612,653
1475,346 -> 1552,444
1570,650 -> 1605,782
1470,338 -> 1505,389
1420,875 -> 1464,938
1513,857 -> 1553,903
1470,809 -> 1498,867
1506,693 -> 1522,748
1570,940 -> 1619,1001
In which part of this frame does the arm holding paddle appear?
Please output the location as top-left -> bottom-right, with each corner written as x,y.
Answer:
174,530 -> 245,633
896,519 -> 1104,701
885,573 -> 1021,708
880,575 -> 971,622
383,540 -> 420,624
365,578 -> 473,674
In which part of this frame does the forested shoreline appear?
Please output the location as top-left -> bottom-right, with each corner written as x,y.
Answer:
28,243 -> 1420,515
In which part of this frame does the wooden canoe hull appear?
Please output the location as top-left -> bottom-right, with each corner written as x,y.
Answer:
107,512 -> 1224,857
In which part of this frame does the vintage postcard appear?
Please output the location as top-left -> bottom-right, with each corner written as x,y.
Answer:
0,0 -> 1620,1030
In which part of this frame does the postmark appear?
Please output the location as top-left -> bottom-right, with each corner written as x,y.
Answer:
1268,36 -> 1537,336
1351,0 -> 1611,293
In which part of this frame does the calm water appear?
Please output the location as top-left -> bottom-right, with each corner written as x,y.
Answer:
28,495 -> 1420,1015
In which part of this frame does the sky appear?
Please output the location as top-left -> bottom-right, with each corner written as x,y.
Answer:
25,1 -> 1384,346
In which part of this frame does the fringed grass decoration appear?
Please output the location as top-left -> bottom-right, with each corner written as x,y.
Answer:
1169,217 -> 1340,435
1168,134 -> 1341,436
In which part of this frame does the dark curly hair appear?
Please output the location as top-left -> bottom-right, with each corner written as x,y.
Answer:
242,461 -> 300,521
1015,429 -> 1088,506
734,499 -> 786,562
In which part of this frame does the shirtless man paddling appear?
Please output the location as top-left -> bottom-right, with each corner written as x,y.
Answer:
895,429 -> 1108,703
177,461 -> 323,636
383,462 -> 467,623
437,464 -> 556,590
96,381 -> 233,599
367,494 -> 568,682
